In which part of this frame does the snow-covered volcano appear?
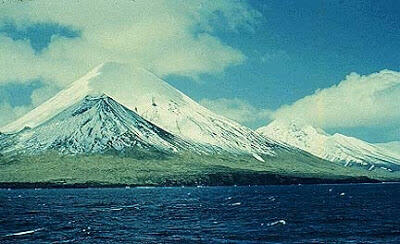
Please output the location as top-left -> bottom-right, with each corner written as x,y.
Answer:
257,120 -> 400,170
1,62 -> 280,156
0,94 -> 207,155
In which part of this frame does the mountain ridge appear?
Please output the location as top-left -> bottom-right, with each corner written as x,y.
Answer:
257,120 -> 400,171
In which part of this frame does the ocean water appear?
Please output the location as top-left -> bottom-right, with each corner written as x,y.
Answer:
0,183 -> 399,243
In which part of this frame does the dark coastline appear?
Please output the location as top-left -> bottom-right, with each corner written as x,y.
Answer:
0,172 -> 383,189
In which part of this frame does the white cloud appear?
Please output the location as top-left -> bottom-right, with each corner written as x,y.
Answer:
272,69 -> 400,129
0,0 -> 258,86
200,98 -> 272,127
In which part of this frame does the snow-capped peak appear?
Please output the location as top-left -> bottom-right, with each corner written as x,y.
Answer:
257,120 -> 400,168
2,62 -> 278,156
0,62 -> 183,133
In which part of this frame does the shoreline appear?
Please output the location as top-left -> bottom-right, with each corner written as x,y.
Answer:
0,176 -> 384,189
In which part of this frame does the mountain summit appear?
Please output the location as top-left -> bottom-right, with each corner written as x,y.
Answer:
1,62 -> 279,156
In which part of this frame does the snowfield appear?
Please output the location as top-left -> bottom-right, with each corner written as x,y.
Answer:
257,120 -> 400,169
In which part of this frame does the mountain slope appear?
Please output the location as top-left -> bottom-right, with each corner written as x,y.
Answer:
3,144 -> 399,187
1,62 -> 281,156
257,120 -> 400,171
0,94 -> 207,155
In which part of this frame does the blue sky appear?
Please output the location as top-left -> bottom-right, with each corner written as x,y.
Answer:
0,21 -> 80,53
169,0 -> 400,110
0,0 -> 399,142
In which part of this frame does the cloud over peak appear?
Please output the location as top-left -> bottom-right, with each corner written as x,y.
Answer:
272,69 -> 400,129
200,97 -> 271,128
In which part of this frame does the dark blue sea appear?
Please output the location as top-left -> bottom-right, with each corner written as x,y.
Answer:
0,183 -> 399,243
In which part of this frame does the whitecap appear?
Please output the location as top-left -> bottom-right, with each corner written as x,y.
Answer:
5,228 -> 43,237
110,208 -> 123,211
267,220 -> 286,226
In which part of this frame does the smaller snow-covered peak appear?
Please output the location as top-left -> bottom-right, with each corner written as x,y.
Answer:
258,120 -> 327,136
257,120 -> 400,168
257,120 -> 329,153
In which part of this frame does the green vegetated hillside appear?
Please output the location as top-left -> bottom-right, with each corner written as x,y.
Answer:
1,148 -> 398,188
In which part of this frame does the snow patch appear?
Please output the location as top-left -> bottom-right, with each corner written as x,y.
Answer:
252,153 -> 265,162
